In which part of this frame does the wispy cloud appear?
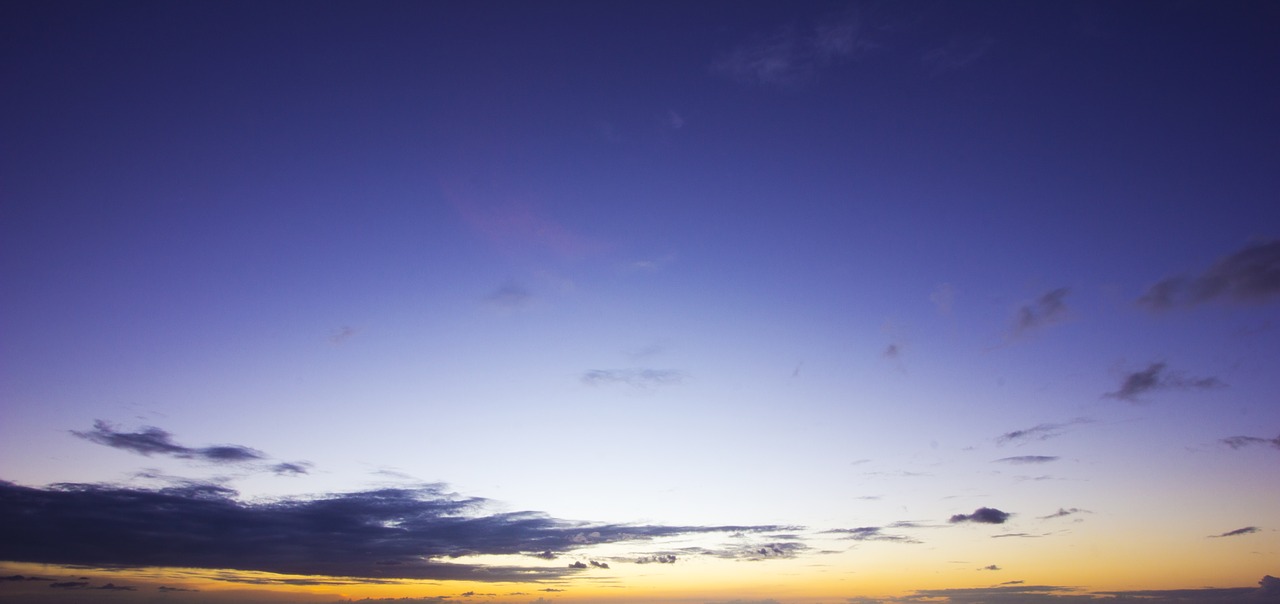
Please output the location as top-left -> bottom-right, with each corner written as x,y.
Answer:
1039,508 -> 1089,520
949,508 -> 1010,525
71,421 -> 310,474
581,369 -> 685,388
996,418 -> 1091,446
822,527 -> 920,544
712,10 -> 872,87
0,482 -> 792,582
1209,526 -> 1259,538
486,282 -> 533,310
993,456 -> 1058,465
329,325 -> 359,346
1104,363 -> 1225,402
922,35 -> 996,75
978,564 -> 1001,571
1139,240 -> 1280,310
1012,287 -> 1069,336
1221,434 -> 1280,450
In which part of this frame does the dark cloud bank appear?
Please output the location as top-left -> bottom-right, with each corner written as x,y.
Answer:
0,481 -> 786,582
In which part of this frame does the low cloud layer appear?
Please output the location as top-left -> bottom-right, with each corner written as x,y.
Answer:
823,526 -> 920,544
0,481 -> 786,582
1139,240 -> 1280,309
71,421 -> 309,475
1104,363 -> 1224,402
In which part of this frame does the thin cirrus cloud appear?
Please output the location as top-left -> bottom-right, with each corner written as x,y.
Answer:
1104,363 -> 1225,402
993,456 -> 1059,465
1138,240 -> 1280,310
71,421 -> 310,476
711,10 -> 872,87
821,527 -> 920,544
1039,508 -> 1089,520
996,418 -> 1091,446
883,577 -> 1280,602
0,481 -> 792,582
949,507 -> 1011,525
581,369 -> 686,388
1221,434 -> 1280,450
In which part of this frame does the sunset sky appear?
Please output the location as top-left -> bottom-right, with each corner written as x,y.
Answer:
2,1 -> 1279,603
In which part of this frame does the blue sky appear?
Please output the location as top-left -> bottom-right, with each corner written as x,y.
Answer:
2,1 -> 1279,602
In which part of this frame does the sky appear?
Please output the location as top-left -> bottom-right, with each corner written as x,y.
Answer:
2,1 -> 1279,603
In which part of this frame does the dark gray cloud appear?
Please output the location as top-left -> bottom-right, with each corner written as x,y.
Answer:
568,561 -> 587,569
1209,526 -> 1259,538
3,575 -> 52,581
636,554 -> 677,564
1104,363 -> 1225,402
0,481 -> 788,582
995,418 -> 1091,446
158,586 -> 199,592
581,368 -> 685,388
1139,240 -> 1280,310
949,508 -> 1010,524
589,560 -> 609,569
1222,434 -> 1280,450
993,456 -> 1059,465
823,527 -> 920,544
1012,288 -> 1069,335
978,564 -> 1001,571
71,420 -> 310,474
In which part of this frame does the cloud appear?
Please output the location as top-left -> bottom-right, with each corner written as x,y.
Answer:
1139,240 -> 1280,309
823,527 -> 920,544
993,456 -> 1059,465
581,369 -> 685,388
978,565 -> 1001,571
0,481 -> 789,582
1209,526 -> 1259,538
996,419 -> 1091,445
883,344 -> 900,359
1104,363 -> 1225,402
3,575 -> 52,581
922,35 -> 996,75
329,325 -> 359,346
931,283 -> 956,315
71,421 -> 310,475
1221,434 -> 1280,450
568,561 -> 587,569
486,282 -> 532,310
1039,508 -> 1088,520
158,586 -> 199,592
949,508 -> 1010,524
636,554 -> 677,564
49,581 -> 90,589
712,11 -> 870,87
1012,287 -> 1069,336
589,560 -> 609,569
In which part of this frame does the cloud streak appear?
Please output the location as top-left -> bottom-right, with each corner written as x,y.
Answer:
993,456 -> 1059,465
0,481 -> 789,582
1139,240 -> 1280,309
996,419 -> 1090,446
581,369 -> 685,388
71,421 -> 309,474
1104,363 -> 1225,402
1209,526 -> 1259,538
1221,434 -> 1280,450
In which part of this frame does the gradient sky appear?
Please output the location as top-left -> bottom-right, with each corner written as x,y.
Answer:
2,1 -> 1279,603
